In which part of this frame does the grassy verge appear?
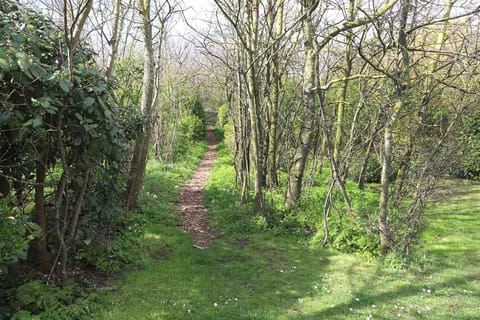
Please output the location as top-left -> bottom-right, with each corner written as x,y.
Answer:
92,143 -> 480,319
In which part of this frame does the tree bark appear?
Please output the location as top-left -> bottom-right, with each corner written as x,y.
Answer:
245,0 -> 266,212
125,0 -> 156,213
285,0 -> 319,209
378,0 -> 410,252
105,0 -> 124,83
266,0 -> 284,189
333,0 -> 356,162
32,159 -> 51,272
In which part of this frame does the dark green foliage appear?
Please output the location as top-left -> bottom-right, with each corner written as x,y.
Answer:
327,217 -> 380,257
0,198 -> 40,275
10,280 -> 97,320
177,114 -> 206,146
81,233 -> 141,274
452,111 -> 480,180
184,94 -> 206,128
350,155 -> 382,184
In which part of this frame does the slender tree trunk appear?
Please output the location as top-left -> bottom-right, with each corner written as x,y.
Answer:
358,112 -> 381,189
125,0 -> 156,213
105,0 -> 123,83
285,0 -> 319,209
71,0 -> 94,50
266,0 -> 284,189
333,0 -> 356,162
379,0 -> 410,252
32,159 -> 51,271
245,0 -> 265,212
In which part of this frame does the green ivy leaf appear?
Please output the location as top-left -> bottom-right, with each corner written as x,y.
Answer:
32,116 -> 42,128
83,96 -> 95,110
0,111 -> 11,123
16,51 -> 33,78
59,79 -> 71,93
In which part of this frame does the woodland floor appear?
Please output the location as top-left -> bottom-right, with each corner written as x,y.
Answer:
173,127 -> 217,249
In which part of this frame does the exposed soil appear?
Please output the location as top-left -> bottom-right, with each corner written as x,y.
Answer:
174,127 -> 217,249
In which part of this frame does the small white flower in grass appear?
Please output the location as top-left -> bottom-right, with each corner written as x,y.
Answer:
372,305 -> 376,308
349,307 -> 354,312
280,270 -> 284,273
355,298 -> 360,302
214,303 -> 218,307
188,309 -> 191,313
427,289 -> 431,294
234,298 -> 238,301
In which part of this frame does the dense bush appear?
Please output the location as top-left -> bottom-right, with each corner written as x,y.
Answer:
0,0 -> 138,276
452,111 -> 480,180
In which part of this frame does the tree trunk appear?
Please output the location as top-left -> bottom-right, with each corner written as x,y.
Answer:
333,0 -> 356,162
105,0 -> 124,83
125,0 -> 156,213
245,0 -> 265,212
378,0 -> 410,252
266,0 -> 284,189
285,0 -> 319,209
31,159 -> 51,272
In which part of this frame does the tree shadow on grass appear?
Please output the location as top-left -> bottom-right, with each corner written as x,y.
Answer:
293,272 -> 479,320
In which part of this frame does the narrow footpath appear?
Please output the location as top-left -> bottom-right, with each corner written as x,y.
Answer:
174,127 -> 217,249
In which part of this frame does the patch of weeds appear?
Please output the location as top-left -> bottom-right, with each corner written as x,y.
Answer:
10,280 -> 98,320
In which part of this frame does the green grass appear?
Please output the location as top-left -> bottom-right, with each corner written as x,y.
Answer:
91,144 -> 480,319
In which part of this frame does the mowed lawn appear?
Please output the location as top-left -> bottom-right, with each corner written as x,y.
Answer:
93,159 -> 480,320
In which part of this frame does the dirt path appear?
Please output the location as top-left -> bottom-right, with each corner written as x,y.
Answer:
174,128 -> 217,249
